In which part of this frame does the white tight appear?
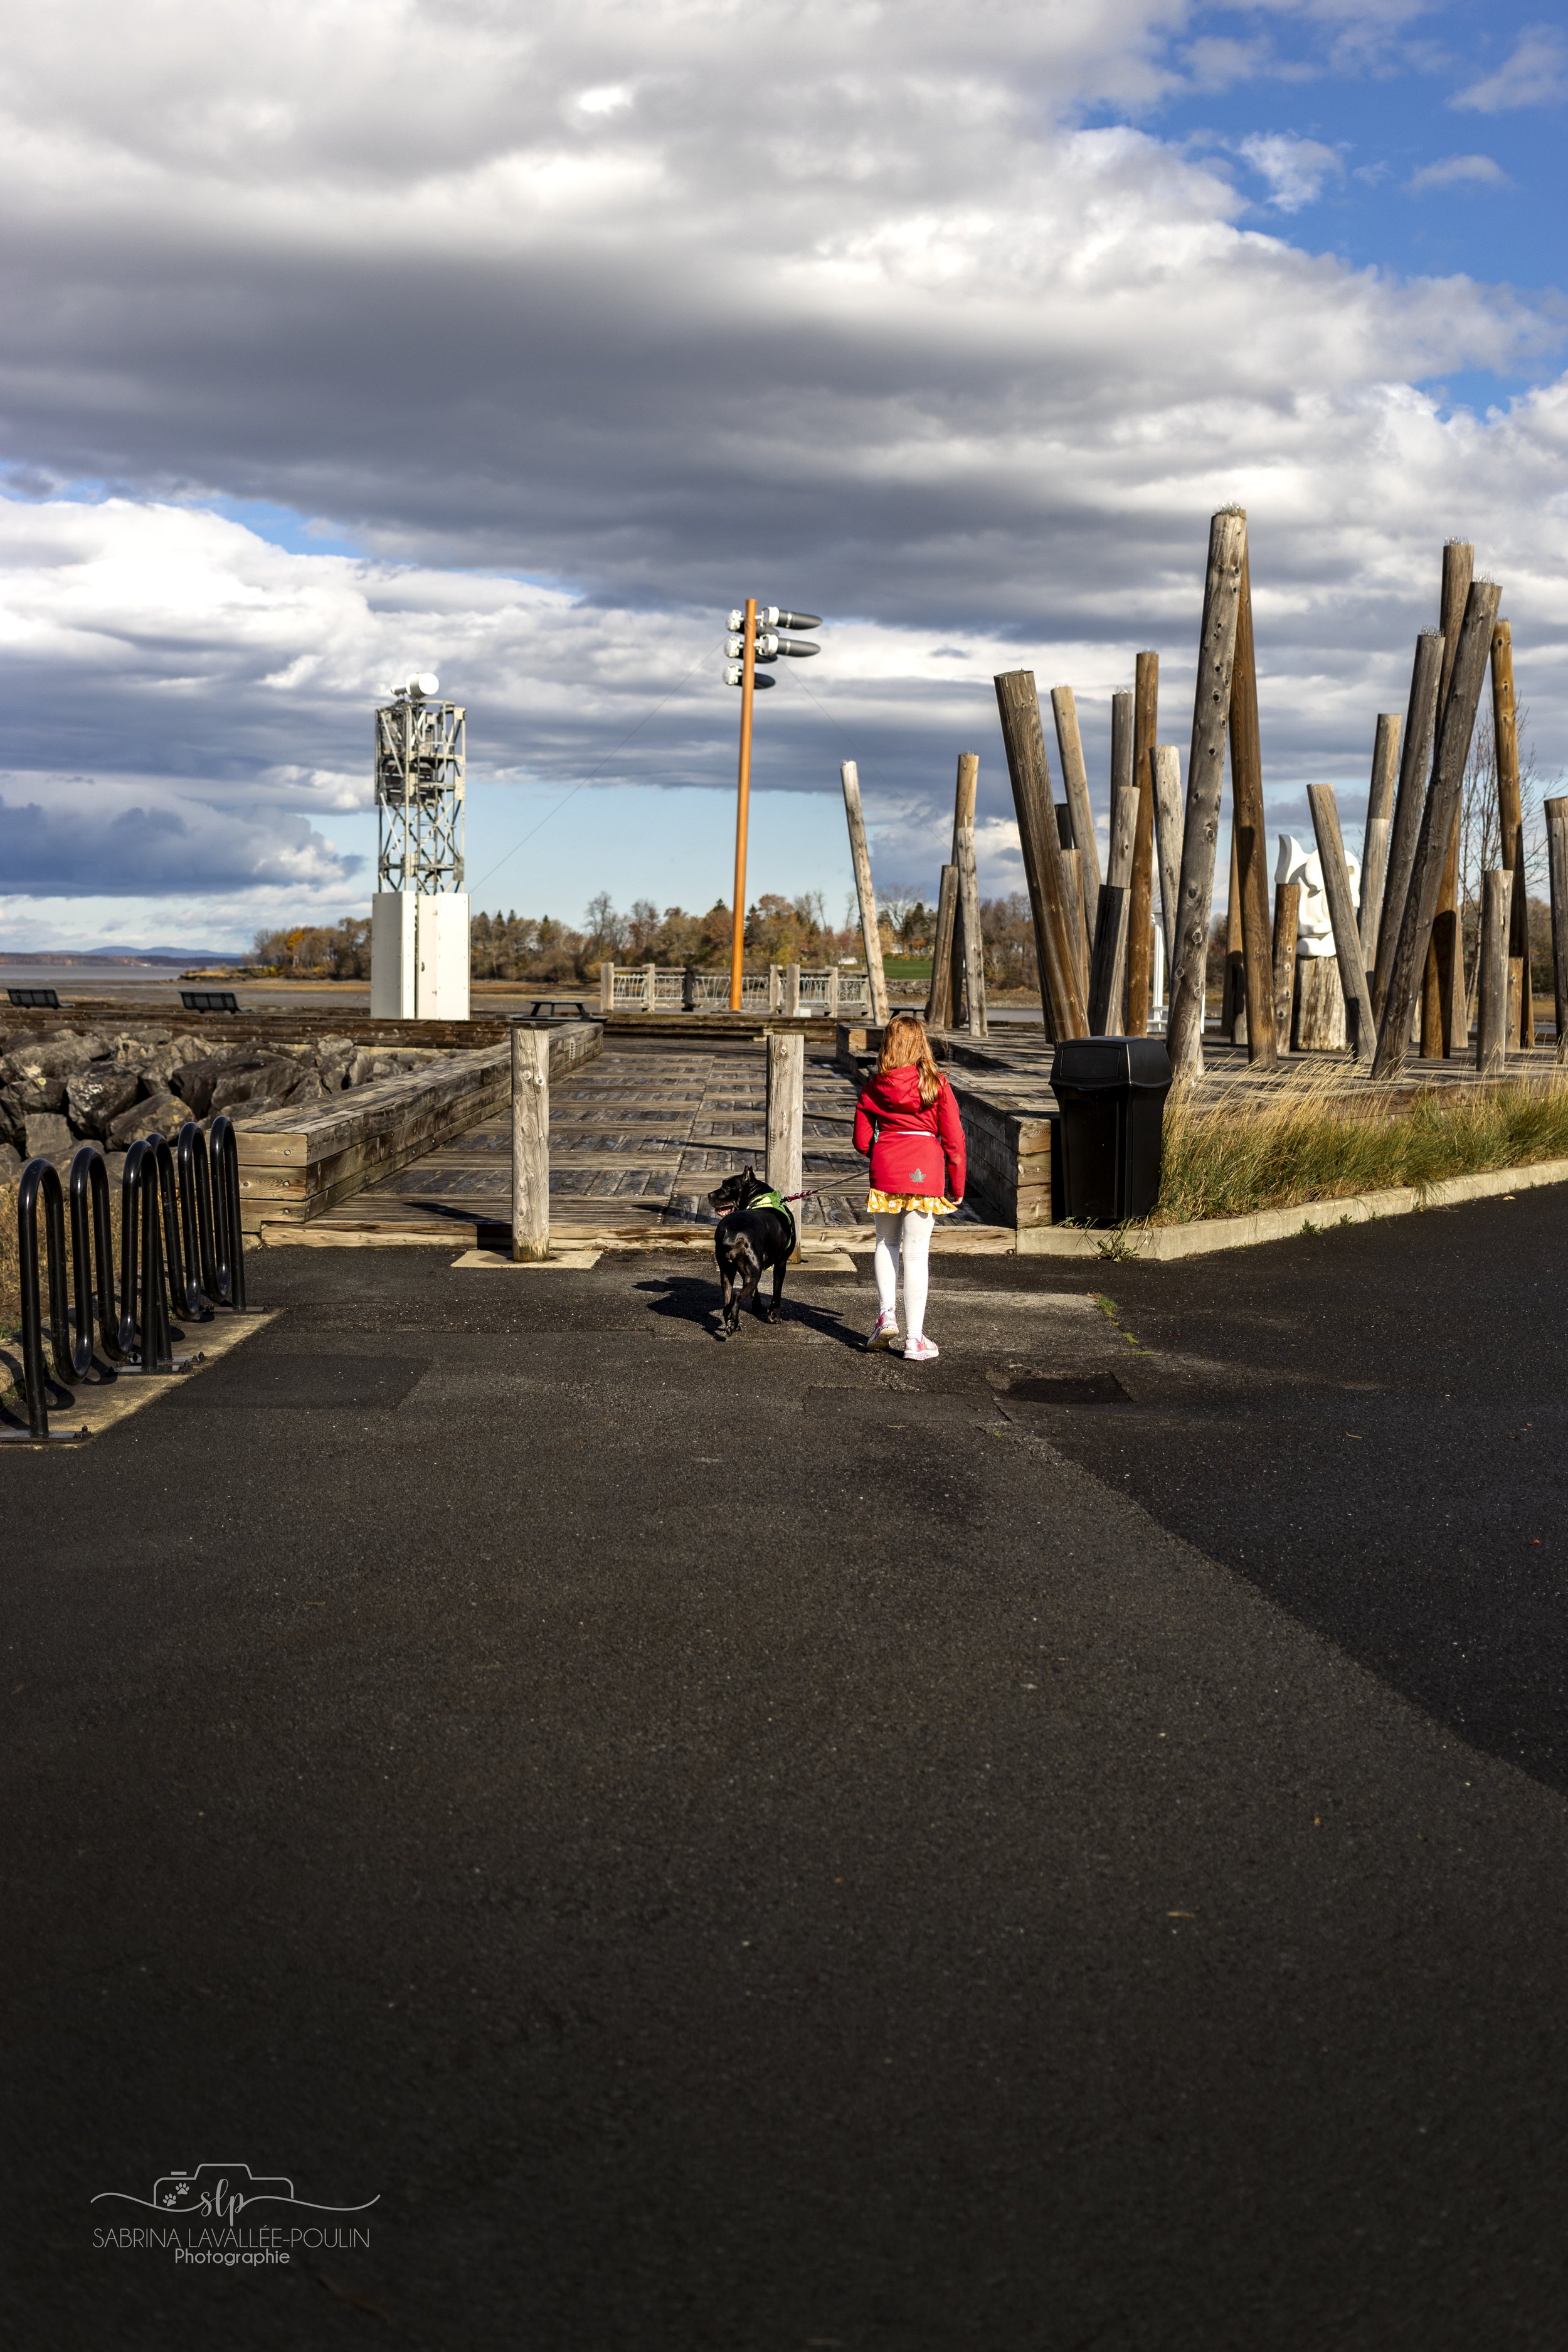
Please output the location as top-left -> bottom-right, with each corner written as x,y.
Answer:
873,1210 -> 935,1342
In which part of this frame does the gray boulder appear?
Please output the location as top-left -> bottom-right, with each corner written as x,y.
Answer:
177,1049 -> 262,1117
23,1111 -> 74,1159
209,1057 -> 304,1116
107,1092 -> 191,1150
1,1030 -> 108,1083
0,1142 -> 21,1182
347,1048 -> 378,1088
66,1064 -> 142,1138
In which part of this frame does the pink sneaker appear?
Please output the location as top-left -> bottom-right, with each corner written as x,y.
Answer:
902,1335 -> 940,1364
867,1310 -> 900,1350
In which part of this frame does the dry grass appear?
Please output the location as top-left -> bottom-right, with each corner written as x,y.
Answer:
1155,1063 -> 1568,1225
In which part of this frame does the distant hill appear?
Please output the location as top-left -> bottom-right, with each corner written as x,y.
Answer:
0,946 -> 245,967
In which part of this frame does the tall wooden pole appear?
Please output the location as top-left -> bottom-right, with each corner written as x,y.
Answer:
509,1023 -> 551,1262
1227,551 -> 1277,1065
1491,620 -> 1533,1047
1372,632 -> 1444,1021
926,864 -> 958,1027
1167,509 -> 1248,1081
1359,712 -> 1401,975
1476,869 -> 1510,1078
949,751 -> 980,1025
1272,882 -> 1300,1042
840,760 -> 889,1025
1222,834 -> 1244,1042
1307,785 -> 1377,1061
993,670 -> 1087,1037
1425,541 -> 1474,1054
1150,746 -> 1182,987
1371,578 -> 1503,1081
1545,797 -> 1568,1065
728,597 -> 758,1010
1126,652 -> 1160,1035
955,790 -> 988,1039
1050,687 -> 1101,899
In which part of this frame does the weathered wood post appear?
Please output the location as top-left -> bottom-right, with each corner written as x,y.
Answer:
948,753 -> 979,1027
826,966 -> 840,1018
1051,687 -> 1102,901
1307,784 -> 1377,1061
1229,548 -> 1278,1065
1546,797 -> 1568,1066
1372,632 -> 1444,1020
1088,887 -> 1130,1036
1358,713 -> 1401,977
1093,780 -> 1140,1027
1222,834 -> 1246,1044
510,1023 -> 550,1262
765,1029 -> 805,1261
1372,578 -> 1504,1081
600,961 -> 615,1015
783,961 -> 802,1016
994,672 -> 1087,1037
840,760 -> 890,1026
768,965 -> 783,1012
1167,509 -> 1248,1081
642,961 -> 657,1010
1476,870 -> 1511,1077
1126,652 -> 1160,1036
956,813 -> 988,1038
1491,620 -> 1534,1047
1151,746 -> 1182,990
926,864 -> 958,1027
1057,808 -> 1091,996
1272,882 -> 1300,1042
1426,540 -> 1475,1056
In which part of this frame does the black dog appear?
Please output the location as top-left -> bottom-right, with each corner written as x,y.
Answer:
707,1168 -> 796,1338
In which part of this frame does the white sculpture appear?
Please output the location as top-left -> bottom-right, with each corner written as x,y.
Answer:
1276,834 -> 1359,959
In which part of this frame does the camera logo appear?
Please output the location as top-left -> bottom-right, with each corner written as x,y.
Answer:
95,2162 -> 378,2225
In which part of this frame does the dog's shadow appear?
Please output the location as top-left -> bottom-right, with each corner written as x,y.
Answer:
633,1276 -> 864,1348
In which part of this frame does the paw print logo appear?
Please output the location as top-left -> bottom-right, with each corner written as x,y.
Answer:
162,2191 -> 181,2206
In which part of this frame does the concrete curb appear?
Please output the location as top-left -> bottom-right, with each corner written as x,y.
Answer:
1012,1155 -> 1568,1261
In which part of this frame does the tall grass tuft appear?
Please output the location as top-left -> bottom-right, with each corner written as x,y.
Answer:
1155,1064 -> 1568,1225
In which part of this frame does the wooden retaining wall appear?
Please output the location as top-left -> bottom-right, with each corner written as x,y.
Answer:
235,1021 -> 601,1232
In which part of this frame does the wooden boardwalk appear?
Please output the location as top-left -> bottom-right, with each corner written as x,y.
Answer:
308,1039 -> 992,1248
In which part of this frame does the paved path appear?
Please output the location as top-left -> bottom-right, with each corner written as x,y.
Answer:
5,1202 -> 1568,2347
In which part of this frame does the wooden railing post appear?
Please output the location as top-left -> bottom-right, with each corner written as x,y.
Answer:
827,967 -> 841,1019
642,961 -> 656,1010
600,962 -> 615,1015
510,1024 -> 550,1262
784,962 -> 802,1016
765,1030 -> 804,1261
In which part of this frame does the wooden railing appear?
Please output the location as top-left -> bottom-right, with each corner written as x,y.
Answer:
600,964 -> 873,1015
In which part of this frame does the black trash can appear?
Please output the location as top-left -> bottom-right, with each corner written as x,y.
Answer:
1050,1037 -> 1173,1225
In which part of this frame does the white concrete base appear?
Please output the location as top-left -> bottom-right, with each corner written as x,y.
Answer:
450,1248 -> 603,1269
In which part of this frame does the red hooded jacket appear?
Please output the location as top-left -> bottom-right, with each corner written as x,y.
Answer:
853,1064 -> 967,1200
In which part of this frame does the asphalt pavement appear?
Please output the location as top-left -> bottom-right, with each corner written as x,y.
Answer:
4,1204 -> 1568,2350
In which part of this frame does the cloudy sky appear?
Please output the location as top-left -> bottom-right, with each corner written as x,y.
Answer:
0,0 -> 1564,950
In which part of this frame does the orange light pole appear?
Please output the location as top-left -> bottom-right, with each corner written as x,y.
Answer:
728,596 -> 757,1010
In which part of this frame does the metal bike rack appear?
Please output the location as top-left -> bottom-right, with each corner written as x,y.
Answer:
3,1120 -> 248,1443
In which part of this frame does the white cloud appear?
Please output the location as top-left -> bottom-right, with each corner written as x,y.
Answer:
1405,154 -> 1511,194
1237,131 -> 1345,211
0,2 -> 1562,940
1453,26 -> 1568,114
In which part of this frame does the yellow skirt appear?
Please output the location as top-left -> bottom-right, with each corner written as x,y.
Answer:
866,1190 -> 958,1217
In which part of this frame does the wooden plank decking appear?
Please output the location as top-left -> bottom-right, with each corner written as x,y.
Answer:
302,1039 -> 1013,1249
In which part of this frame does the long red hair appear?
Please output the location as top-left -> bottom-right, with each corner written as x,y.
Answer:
876,1012 -> 943,1107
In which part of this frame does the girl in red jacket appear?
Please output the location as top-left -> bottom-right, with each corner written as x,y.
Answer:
852,1012 -> 967,1362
